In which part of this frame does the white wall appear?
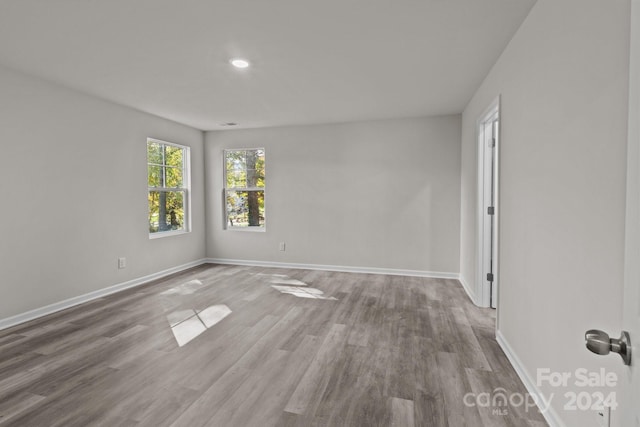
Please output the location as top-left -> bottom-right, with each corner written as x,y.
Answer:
459,101 -> 480,295
205,116 -> 461,275
0,65 -> 206,321
460,1 -> 630,426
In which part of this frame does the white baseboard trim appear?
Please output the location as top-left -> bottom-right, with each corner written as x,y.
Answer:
0,259 -> 208,331
496,330 -> 565,427
205,258 -> 459,279
458,274 -> 479,306
0,258 -> 457,331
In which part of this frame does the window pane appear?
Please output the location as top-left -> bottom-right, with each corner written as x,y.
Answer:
165,166 -> 183,188
255,150 -> 265,187
225,149 -> 265,189
226,169 -> 246,188
148,165 -> 162,187
147,141 -> 162,165
245,150 -> 264,188
226,151 -> 246,172
226,151 -> 247,188
165,145 -> 183,168
226,190 -> 264,227
149,190 -> 185,233
148,148 -> 184,188
246,168 -> 264,188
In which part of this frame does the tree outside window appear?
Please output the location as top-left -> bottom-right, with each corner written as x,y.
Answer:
224,149 -> 265,229
148,139 -> 190,235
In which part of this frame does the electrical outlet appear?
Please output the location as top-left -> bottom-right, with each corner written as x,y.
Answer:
118,257 -> 126,269
279,242 -> 286,251
596,406 -> 611,427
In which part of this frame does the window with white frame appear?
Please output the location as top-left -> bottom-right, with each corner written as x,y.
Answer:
147,138 -> 190,236
224,148 -> 265,229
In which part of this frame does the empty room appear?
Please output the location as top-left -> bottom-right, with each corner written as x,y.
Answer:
1,1 -> 639,426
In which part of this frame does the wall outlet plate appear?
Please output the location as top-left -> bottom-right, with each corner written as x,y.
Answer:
279,242 -> 286,251
118,257 -> 126,269
596,406 -> 611,427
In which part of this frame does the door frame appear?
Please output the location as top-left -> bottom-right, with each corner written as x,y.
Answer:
622,1 -> 640,424
476,96 -> 500,308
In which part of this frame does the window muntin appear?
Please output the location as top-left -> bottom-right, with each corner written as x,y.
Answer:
224,148 -> 265,229
148,139 -> 190,236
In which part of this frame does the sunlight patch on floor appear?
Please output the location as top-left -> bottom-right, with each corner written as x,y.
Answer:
270,278 -> 308,286
253,273 -> 338,300
167,304 -> 232,347
160,279 -> 206,296
252,273 -> 306,285
271,285 -> 338,300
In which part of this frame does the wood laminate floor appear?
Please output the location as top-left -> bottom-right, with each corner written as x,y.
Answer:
0,265 -> 548,427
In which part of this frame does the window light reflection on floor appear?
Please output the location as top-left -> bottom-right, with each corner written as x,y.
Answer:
254,273 -> 338,300
160,279 -> 206,296
271,284 -> 338,300
253,273 -> 306,285
167,304 -> 232,347
270,278 -> 308,286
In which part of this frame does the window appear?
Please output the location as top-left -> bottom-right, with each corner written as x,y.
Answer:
147,138 -> 190,237
224,148 -> 265,229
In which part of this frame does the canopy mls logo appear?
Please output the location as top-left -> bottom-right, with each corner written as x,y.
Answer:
462,388 -> 551,416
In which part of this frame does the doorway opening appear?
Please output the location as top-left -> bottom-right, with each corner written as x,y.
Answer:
477,98 -> 500,308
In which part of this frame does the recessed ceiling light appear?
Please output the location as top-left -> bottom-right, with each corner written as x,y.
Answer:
230,58 -> 250,69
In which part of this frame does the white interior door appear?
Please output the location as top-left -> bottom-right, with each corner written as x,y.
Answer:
490,118 -> 499,308
622,2 -> 640,425
478,99 -> 499,308
584,6 -> 639,424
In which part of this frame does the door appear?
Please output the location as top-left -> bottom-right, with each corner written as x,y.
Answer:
622,1 -> 640,424
584,5 -> 639,423
478,99 -> 499,308
490,119 -> 498,308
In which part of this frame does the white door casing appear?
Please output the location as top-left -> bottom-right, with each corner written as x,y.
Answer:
491,118 -> 499,309
477,97 -> 500,308
622,1 -> 640,425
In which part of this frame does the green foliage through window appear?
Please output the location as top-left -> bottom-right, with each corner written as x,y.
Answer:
148,139 -> 189,234
224,149 -> 265,228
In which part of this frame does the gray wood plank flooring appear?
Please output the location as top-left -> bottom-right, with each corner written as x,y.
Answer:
0,265 -> 548,426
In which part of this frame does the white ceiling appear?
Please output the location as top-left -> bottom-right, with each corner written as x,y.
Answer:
0,0 -> 536,131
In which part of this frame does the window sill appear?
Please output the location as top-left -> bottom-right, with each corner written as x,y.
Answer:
225,227 -> 266,233
149,230 -> 190,239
